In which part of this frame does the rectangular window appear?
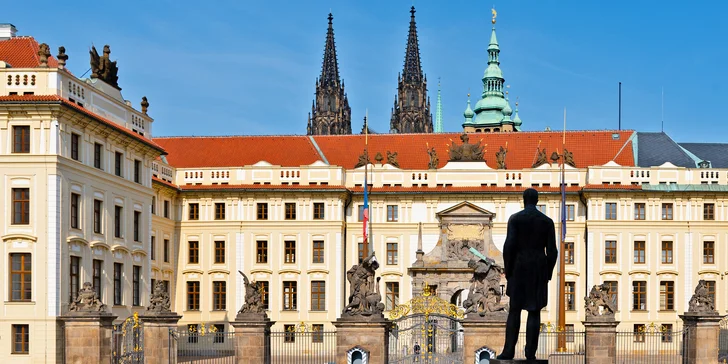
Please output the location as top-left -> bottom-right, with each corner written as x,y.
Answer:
704,241 -> 715,264
256,241 -> 268,263
386,282 -> 400,311
114,205 -> 122,238
312,324 -> 324,343
214,241 -> 225,264
151,236 -> 156,261
213,324 -> 226,344
94,143 -> 103,169
163,239 -> 169,263
187,324 -> 199,344
662,203 -> 673,220
565,282 -> 575,310
187,281 -> 200,310
358,205 -> 365,222
260,281 -> 269,310
704,203 -> 715,220
70,193 -> 80,229
605,241 -> 617,264
662,241 -> 673,264
12,188 -> 30,225
564,324 -> 575,343
660,281 -> 674,310
12,125 -> 30,153
633,281 -> 646,311
93,259 -> 102,299
358,240 -> 369,264
386,205 -> 399,222
133,211 -> 141,242
114,263 -> 123,305
188,203 -> 199,220
283,281 -> 297,310
70,256 -> 80,302
71,133 -> 80,161
313,202 -> 325,220
284,241 -> 296,264
387,242 -> 398,265
604,280 -> 618,310
285,202 -> 296,220
634,324 -> 645,343
634,203 -> 646,220
114,151 -> 123,177
706,280 -> 716,304
163,200 -> 169,218
662,324 -> 674,343
634,241 -> 646,264
213,281 -> 226,310
257,203 -> 268,220
284,324 -> 295,343
536,204 -> 547,214
132,265 -> 141,306
566,204 -> 575,221
133,160 -> 141,183
215,203 -> 225,220
564,242 -> 574,265
605,203 -> 617,220
93,199 -> 103,234
151,196 -> 156,215
311,281 -> 325,311
10,253 -> 32,301
312,241 -> 324,264
188,241 -> 199,264
11,324 -> 29,354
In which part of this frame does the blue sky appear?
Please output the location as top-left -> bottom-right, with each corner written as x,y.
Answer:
6,0 -> 727,142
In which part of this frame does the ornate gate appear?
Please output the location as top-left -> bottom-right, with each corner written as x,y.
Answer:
112,312 -> 144,364
389,283 -> 464,364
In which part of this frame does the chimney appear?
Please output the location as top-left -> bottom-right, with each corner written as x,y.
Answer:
0,24 -> 17,40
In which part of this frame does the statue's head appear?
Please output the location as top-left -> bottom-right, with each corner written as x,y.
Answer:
523,188 -> 539,206
83,282 -> 93,290
460,133 -> 469,143
103,45 -> 111,54
467,259 -> 476,269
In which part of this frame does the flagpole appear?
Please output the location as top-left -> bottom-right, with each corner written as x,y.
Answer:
364,110 -> 370,258
557,107 -> 567,351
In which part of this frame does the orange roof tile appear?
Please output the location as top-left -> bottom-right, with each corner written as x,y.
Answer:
179,184 -> 347,192
0,94 -> 165,153
152,176 -> 180,190
153,136 -> 324,168
349,185 -> 583,194
583,184 -> 642,190
0,36 -> 59,68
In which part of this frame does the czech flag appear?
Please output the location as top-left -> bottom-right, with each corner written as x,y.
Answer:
363,171 -> 369,244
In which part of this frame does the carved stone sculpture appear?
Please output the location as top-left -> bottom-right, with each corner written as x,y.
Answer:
141,96 -> 149,114
448,133 -> 485,162
550,151 -> 560,163
56,46 -> 68,68
563,148 -> 575,167
68,282 -> 107,313
688,279 -> 716,314
427,147 -> 439,169
38,43 -> 51,68
584,283 -> 615,318
374,152 -> 383,164
146,280 -> 171,313
354,149 -> 370,168
89,44 -> 121,90
464,251 -> 508,317
342,252 -> 384,317
386,151 -> 399,168
495,146 -> 507,169
238,270 -> 266,315
532,148 -> 548,168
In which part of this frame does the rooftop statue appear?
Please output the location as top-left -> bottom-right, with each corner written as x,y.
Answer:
386,151 -> 399,168
532,148 -> 548,168
354,149 -> 370,168
495,146 -> 508,169
37,43 -> 51,68
448,133 -> 485,162
89,44 -> 121,90
563,148 -> 576,167
427,146 -> 439,169
68,282 -> 107,313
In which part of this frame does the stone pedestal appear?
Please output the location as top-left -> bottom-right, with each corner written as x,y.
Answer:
230,316 -> 274,364
462,314 -> 507,363
139,313 -> 182,364
680,312 -> 722,364
60,313 -> 117,364
582,317 -> 619,364
333,316 -> 389,364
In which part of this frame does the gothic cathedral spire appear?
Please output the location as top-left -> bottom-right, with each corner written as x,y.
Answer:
389,6 -> 433,134
307,13 -> 352,135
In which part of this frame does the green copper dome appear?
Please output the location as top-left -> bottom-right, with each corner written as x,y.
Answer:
463,95 -> 474,124
502,96 -> 513,116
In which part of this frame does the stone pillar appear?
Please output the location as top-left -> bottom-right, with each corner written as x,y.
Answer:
333,317 -> 389,364
230,317 -> 274,364
139,313 -> 182,364
462,315 -> 507,363
582,318 -> 619,364
680,312 -> 722,364
60,313 -> 117,364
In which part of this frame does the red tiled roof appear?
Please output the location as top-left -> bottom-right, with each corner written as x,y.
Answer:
349,185 -> 583,194
582,184 -> 642,190
179,184 -> 347,191
152,176 -> 180,190
153,136 -> 324,168
0,94 -> 165,152
0,36 -> 59,68
313,131 -> 635,170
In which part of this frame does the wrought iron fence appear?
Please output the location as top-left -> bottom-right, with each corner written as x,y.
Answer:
719,316 -> 728,362
510,325 -> 586,363
112,313 -> 144,364
269,322 -> 336,364
616,323 -> 688,364
175,323 -> 235,363
388,313 -> 464,364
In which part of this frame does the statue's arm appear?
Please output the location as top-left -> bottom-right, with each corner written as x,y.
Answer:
545,219 -> 558,281
502,215 -> 516,279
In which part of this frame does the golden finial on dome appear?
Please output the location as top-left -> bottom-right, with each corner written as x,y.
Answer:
492,8 -> 497,24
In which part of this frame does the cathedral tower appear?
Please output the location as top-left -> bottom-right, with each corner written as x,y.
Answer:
389,6 -> 433,134
307,13 -> 352,135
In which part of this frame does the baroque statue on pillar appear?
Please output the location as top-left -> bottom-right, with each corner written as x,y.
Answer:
342,252 -> 385,318
584,283 -> 616,319
463,249 -> 508,318
688,279 -> 717,314
68,282 -> 107,313
238,271 -> 267,317
146,280 -> 171,313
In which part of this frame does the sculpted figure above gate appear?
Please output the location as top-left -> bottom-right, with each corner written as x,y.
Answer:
68,282 -> 107,313
146,280 -> 171,313
463,249 -> 508,317
688,279 -> 717,314
448,133 -> 485,162
237,270 -> 267,317
342,252 -> 385,318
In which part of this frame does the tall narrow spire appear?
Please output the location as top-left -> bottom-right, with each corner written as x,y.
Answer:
307,13 -> 352,135
435,79 -> 443,132
402,6 -> 423,83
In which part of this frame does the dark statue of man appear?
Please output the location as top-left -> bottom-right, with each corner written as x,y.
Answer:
497,188 -> 558,360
